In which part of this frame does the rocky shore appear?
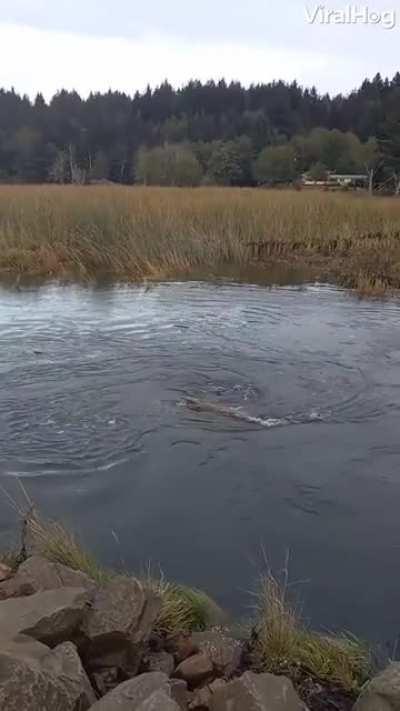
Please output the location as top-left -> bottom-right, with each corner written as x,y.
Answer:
0,550 -> 398,711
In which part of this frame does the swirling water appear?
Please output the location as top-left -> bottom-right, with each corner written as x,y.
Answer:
1,280 -> 400,644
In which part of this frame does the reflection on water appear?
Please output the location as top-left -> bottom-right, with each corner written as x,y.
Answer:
0,280 -> 400,645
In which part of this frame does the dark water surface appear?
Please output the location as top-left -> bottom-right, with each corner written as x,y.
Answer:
1,281 -> 400,645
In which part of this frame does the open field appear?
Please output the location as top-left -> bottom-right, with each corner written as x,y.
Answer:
1,185 -> 400,293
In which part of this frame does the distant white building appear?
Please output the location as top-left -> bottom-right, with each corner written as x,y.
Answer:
302,172 -> 368,188
327,173 -> 368,187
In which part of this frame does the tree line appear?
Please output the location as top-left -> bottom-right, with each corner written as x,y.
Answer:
1,73 -> 400,190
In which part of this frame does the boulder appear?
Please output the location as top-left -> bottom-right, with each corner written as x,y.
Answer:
1,633 -> 49,660
137,690 -> 182,710
0,555 -> 96,600
209,680 -> 227,693
82,577 -> 160,648
0,562 -> 12,582
189,680 -> 227,710
189,685 -> 212,709
88,671 -> 171,710
0,635 -> 95,711
41,641 -> 96,707
133,586 -> 162,646
209,671 -> 308,711
142,650 -> 175,676
166,632 -> 199,662
81,577 -> 161,678
174,652 -> 214,688
169,679 -> 190,709
192,631 -> 243,678
0,587 -> 92,646
353,663 -> 400,711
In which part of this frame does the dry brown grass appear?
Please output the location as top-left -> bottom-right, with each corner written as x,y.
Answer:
1,185 -> 400,293
253,571 -> 371,693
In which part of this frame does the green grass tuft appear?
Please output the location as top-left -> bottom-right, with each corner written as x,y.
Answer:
25,512 -> 111,584
144,574 -> 224,635
173,584 -> 224,631
253,571 -> 370,692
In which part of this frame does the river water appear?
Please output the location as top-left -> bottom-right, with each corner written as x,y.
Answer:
1,280 -> 400,646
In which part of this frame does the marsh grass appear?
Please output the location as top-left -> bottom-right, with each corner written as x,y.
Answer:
1,185 -> 400,293
145,573 -> 224,635
253,570 -> 370,693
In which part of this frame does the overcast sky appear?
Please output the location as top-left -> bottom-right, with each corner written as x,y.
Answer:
0,0 -> 399,99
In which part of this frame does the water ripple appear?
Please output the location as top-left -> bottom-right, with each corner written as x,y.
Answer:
0,281 -> 399,476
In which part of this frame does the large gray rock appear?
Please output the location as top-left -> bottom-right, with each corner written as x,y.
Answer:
209,671 -> 308,711
169,679 -> 190,710
0,635 -> 95,711
89,672 -> 171,710
137,690 -> 182,710
189,679 -> 227,710
41,641 -> 96,706
353,663 -> 400,711
0,587 -> 92,646
192,631 -> 243,678
81,577 -> 161,678
0,555 -> 96,600
142,650 -> 175,676
82,577 -> 160,648
133,586 -> 162,646
174,652 -> 214,688
166,632 -> 199,663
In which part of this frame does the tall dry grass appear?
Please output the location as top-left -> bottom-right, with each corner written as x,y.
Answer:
1,185 -> 400,292
253,571 -> 370,693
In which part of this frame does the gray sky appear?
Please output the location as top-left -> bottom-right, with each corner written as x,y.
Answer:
0,0 -> 399,98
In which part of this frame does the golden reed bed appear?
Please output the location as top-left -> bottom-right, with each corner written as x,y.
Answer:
1,185 -> 400,294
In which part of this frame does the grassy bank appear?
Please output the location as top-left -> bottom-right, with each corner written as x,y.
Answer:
1,504 -> 370,705
252,571 -> 370,703
1,507 -> 222,637
0,185 -> 400,293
